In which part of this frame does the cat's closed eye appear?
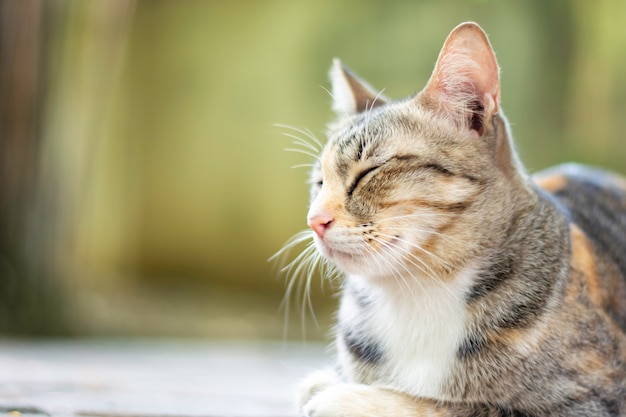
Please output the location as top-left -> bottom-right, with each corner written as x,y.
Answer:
348,165 -> 381,197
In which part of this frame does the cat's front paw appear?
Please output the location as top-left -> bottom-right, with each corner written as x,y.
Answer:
302,383 -> 375,417
296,369 -> 342,411
301,384 -> 439,417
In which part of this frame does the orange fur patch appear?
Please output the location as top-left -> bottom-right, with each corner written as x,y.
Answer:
569,224 -> 602,305
534,173 -> 568,193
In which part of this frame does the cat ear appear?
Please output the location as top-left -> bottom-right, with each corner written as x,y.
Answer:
421,22 -> 500,135
330,58 -> 388,117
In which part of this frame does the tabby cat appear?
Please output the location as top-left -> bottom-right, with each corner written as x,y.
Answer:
287,22 -> 626,416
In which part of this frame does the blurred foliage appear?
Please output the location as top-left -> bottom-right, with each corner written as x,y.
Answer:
1,0 -> 626,339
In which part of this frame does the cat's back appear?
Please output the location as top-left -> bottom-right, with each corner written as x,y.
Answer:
534,163 -> 626,329
534,163 -> 626,250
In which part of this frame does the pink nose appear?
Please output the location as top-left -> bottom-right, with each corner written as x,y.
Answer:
307,214 -> 334,239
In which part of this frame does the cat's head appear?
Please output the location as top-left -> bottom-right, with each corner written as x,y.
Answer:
306,22 -> 529,282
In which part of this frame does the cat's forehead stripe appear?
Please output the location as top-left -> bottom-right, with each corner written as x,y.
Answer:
332,117 -> 390,167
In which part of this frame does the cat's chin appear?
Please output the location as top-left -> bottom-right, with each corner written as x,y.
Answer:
317,245 -> 355,268
314,241 -> 359,274
315,239 -> 395,278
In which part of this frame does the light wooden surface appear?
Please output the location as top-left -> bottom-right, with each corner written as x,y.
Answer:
0,339 -> 328,417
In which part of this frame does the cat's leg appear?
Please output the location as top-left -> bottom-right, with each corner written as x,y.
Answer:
296,368 -> 343,411
300,383 -> 445,417
297,370 -> 462,417
299,382 -> 517,417
301,383 -> 438,417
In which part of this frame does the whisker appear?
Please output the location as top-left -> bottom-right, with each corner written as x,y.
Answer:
366,236 -> 462,310
280,132 -> 321,154
376,231 -> 455,272
361,88 -> 386,147
279,242 -> 318,338
291,249 -> 319,329
301,127 -> 324,149
319,85 -> 335,100
291,163 -> 315,169
275,123 -> 324,150
366,234 -> 461,305
367,88 -> 387,113
368,234 -> 440,283
381,226 -> 455,244
358,237 -> 424,302
369,233 -> 461,303
272,228 -> 341,340
270,230 -> 314,262
284,147 -> 319,159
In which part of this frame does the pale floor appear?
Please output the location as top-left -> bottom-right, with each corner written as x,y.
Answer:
0,339 -> 329,417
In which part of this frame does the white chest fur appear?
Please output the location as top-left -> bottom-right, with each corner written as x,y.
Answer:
337,267 -> 476,400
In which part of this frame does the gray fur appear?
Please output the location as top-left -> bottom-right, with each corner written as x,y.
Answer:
295,22 -> 626,417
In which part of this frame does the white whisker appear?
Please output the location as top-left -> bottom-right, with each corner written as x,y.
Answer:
270,230 -> 314,262
358,237 -> 423,303
275,123 -> 324,150
376,231 -> 455,273
280,132 -> 321,154
369,233 -> 461,304
380,226 -> 455,245
367,87 -> 387,113
291,163 -> 315,170
271,228 -> 341,340
284,147 -> 319,159
367,233 -> 460,302
368,234 -> 439,283
319,85 -> 335,100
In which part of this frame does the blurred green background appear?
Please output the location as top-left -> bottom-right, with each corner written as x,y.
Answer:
2,0 -> 626,340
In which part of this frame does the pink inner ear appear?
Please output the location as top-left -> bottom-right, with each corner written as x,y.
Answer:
424,23 -> 501,123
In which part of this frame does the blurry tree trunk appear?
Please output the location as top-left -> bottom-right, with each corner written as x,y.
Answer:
0,0 -> 136,335
0,0 -> 65,334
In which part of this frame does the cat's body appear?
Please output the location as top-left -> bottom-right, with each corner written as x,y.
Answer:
292,22 -> 626,416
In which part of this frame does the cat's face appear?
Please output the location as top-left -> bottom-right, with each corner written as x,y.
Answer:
308,101 -> 487,279
306,23 -> 520,282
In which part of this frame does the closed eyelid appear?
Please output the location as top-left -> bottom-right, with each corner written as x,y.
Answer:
348,165 -> 382,197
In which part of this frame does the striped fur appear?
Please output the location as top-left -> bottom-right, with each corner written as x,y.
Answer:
296,22 -> 626,416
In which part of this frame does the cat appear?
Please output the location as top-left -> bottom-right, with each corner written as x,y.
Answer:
284,21 -> 626,416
